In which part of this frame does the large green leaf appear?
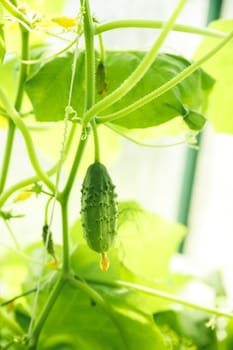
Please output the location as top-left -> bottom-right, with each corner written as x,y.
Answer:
99,52 -> 213,130
37,282 -> 166,350
116,201 -> 186,279
25,50 -> 214,130
195,20 -> 233,134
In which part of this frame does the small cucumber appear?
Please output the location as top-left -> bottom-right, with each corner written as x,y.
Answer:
80,162 -> 118,270
42,224 -> 56,259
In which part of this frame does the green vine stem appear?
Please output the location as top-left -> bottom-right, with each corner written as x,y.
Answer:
61,127 -> 89,200
61,0 -> 96,198
87,278 -> 233,320
106,123 -> 186,148
27,275 -> 66,349
0,166 -> 54,208
97,31 -> 105,62
0,98 -> 80,207
91,120 -> 100,162
98,29 -> 233,124
0,0 -> 32,30
1,288 -> 36,307
95,19 -> 227,39
21,36 -> 78,65
0,28 -> 29,193
83,0 -> 101,164
82,0 -> 187,127
60,200 -> 70,273
82,0 -> 95,111
0,87 -> 55,193
0,122 -> 15,193
2,218 -> 21,250
44,197 -> 53,225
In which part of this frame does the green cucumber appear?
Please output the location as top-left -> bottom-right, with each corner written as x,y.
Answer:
80,162 -> 118,270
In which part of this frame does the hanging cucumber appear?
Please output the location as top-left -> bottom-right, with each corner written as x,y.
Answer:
42,224 -> 56,260
80,162 -> 118,271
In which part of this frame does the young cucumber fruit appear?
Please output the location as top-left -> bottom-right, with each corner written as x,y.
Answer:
80,162 -> 118,271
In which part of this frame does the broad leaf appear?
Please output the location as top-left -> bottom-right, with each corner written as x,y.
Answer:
25,51 -> 214,130
37,282 -> 166,350
195,20 -> 233,134
116,201 -> 186,279
99,52 -> 213,130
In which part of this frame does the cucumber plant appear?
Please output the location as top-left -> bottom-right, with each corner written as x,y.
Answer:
0,0 -> 233,349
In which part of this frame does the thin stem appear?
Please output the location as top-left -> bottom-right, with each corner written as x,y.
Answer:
41,29 -> 74,42
0,87 -> 55,192
91,120 -> 100,162
106,123 -> 186,148
82,0 -> 187,127
82,0 -> 95,111
60,200 -> 70,273
95,19 -> 227,39
87,278 -> 233,320
0,28 -> 29,193
21,36 -> 77,65
52,35 -> 82,202
0,167 -> 54,207
2,218 -> 21,250
98,29 -> 233,124
27,275 -> 66,349
0,122 -> 15,192
44,197 -> 53,224
98,32 -> 105,62
0,0 -> 32,30
61,127 -> 89,200
61,0 -> 96,198
83,0 -> 100,165
69,276 -> 108,308
1,288 -> 36,307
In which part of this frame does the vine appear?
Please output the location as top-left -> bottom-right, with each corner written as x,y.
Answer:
0,0 -> 233,349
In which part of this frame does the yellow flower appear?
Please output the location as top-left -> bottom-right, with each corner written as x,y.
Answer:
52,16 -> 77,29
14,190 -> 32,202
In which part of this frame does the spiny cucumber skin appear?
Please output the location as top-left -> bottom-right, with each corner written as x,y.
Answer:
81,162 -> 118,253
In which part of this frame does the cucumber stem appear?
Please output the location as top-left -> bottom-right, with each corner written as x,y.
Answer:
95,19 -> 227,39
91,120 -> 100,162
